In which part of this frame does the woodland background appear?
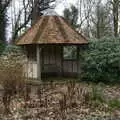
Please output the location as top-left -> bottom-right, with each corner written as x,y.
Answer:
0,0 -> 120,119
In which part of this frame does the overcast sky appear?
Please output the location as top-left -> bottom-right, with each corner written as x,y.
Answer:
55,0 -> 107,15
7,0 -> 77,41
7,0 -> 107,41
55,0 -> 77,15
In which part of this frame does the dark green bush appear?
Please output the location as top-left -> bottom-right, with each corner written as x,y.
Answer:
0,41 -> 5,55
108,99 -> 120,111
81,37 -> 120,83
2,45 -> 23,56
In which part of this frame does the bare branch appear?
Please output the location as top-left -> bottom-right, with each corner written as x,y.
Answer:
2,0 -> 12,13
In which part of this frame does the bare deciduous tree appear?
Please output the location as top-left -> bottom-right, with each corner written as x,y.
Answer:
0,0 -> 12,44
112,0 -> 120,37
11,0 -> 56,43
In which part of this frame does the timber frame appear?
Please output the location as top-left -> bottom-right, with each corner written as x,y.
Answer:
24,44 -> 83,80
16,16 -> 88,80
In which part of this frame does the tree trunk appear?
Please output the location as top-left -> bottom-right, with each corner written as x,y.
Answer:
31,0 -> 40,25
113,0 -> 119,37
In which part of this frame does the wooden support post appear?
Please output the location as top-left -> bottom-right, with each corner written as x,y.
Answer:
37,45 -> 41,81
61,46 -> 64,77
77,46 -> 80,77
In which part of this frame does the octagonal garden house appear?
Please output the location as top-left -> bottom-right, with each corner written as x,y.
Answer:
16,16 -> 88,80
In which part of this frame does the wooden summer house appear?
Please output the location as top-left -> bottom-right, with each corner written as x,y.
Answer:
16,15 -> 88,80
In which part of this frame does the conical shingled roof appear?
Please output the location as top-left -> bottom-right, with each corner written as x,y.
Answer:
16,16 -> 88,45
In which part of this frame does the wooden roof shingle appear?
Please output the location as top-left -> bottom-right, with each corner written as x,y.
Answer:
16,16 -> 88,45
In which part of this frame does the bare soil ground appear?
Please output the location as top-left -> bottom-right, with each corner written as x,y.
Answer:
0,80 -> 120,120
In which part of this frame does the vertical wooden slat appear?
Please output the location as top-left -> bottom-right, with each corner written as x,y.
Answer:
61,46 -> 63,76
37,45 -> 41,80
77,46 -> 80,76
54,46 -> 56,66
48,46 -> 50,64
71,60 -> 74,73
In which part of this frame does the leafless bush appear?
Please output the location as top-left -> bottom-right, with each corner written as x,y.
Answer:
59,92 -> 67,111
0,52 -> 25,114
66,80 -> 77,108
37,85 -> 43,104
24,85 -> 31,102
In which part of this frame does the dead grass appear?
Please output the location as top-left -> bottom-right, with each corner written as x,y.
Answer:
0,79 -> 120,119
0,53 -> 26,115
